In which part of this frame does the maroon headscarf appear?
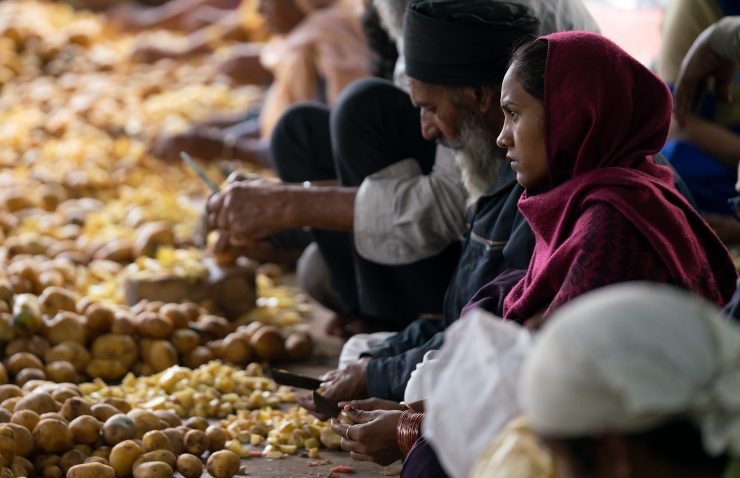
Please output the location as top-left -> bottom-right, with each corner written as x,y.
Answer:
501,32 -> 736,321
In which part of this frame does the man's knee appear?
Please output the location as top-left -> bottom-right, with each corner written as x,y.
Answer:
331,78 -> 408,136
270,103 -> 330,182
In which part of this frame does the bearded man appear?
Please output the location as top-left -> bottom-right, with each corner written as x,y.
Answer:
206,0 -> 598,338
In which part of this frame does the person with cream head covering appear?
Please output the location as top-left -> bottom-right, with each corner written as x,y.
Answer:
521,282 -> 740,478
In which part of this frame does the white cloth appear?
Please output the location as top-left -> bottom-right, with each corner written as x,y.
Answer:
419,309 -> 533,478
338,332 -> 396,369
520,282 -> 740,457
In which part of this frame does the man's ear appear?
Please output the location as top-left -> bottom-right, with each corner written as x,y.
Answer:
471,86 -> 497,114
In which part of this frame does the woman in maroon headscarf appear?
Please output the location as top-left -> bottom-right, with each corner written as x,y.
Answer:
466,31 -> 737,324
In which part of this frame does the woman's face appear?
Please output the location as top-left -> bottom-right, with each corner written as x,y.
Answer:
258,0 -> 305,34
496,66 -> 548,191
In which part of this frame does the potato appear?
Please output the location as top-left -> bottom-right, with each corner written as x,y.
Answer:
14,392 -> 58,415
91,404 -> 118,422
152,412 -> 179,429
183,347 -> 213,369
11,409 -> 39,431
127,410 -> 160,439
84,457 -> 109,466
15,368 -> 45,387
143,341 -> 176,374
44,311 -> 87,345
6,423 -> 32,456
177,304 -> 200,324
0,397 -> 19,413
43,466 -> 62,478
132,462 -> 173,478
86,359 -> 128,382
183,430 -> 208,456
133,222 -> 174,258
136,313 -> 172,340
103,399 -> 131,414
6,352 -> 43,376
132,450 -> 176,471
33,418 -> 74,453
206,451 -> 239,478
84,304 -> 115,338
158,305 -> 188,330
74,443 -> 93,455
91,335 -> 138,369
69,415 -> 101,445
285,332 -> 313,361
103,414 -> 135,446
111,315 -> 136,336
12,456 -> 32,476
39,412 -> 68,423
0,409 -> 9,423
234,321 -> 264,343
45,360 -> 78,383
45,342 -> 90,373
60,449 -> 87,473
60,397 -> 92,421
67,462 -> 115,478
174,454 -> 202,478
0,316 -> 15,345
92,446 -> 112,460
160,429 -> 184,455
183,417 -> 207,431
38,287 -> 77,317
205,426 -> 226,452
141,431 -> 172,453
195,316 -> 231,340
170,330 -> 199,355
0,386 -> 21,403
248,326 -> 286,361
0,424 -> 14,466
218,336 -> 251,365
54,387 -> 81,405
109,440 -> 142,478
11,294 -> 42,336
93,241 -> 134,264
34,455 -> 59,471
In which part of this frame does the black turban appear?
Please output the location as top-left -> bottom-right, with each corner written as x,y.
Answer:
404,0 -> 540,86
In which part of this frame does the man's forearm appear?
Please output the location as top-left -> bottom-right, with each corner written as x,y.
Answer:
671,115 -> 740,167
287,186 -> 357,231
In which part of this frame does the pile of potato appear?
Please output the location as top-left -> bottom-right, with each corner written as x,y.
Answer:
0,287 -> 314,385
0,380 -> 245,478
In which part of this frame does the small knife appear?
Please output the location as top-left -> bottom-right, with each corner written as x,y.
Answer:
269,369 -> 340,416
179,151 -> 221,193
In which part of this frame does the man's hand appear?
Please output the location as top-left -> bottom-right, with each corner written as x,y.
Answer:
319,358 -> 370,403
331,406 -> 404,465
674,24 -> 737,126
206,180 -> 295,241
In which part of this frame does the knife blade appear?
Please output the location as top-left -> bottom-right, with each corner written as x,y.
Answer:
179,151 -> 221,193
269,369 -> 340,416
269,369 -> 323,390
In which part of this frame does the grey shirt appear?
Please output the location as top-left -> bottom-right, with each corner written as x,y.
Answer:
353,0 -> 600,265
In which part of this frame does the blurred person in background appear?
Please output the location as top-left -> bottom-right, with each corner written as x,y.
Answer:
140,0 -> 372,166
659,0 -> 740,243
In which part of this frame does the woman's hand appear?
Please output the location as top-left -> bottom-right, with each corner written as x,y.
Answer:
331,406 -> 404,466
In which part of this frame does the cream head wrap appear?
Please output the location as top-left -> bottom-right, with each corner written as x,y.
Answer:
520,282 -> 740,457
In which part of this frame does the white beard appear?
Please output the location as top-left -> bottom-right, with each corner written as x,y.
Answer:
440,112 -> 503,206
373,0 -> 409,41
